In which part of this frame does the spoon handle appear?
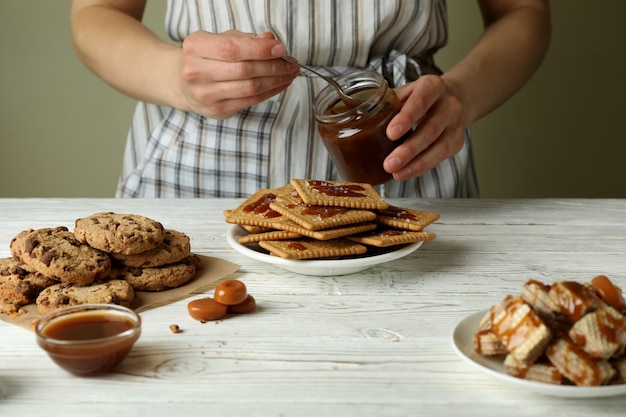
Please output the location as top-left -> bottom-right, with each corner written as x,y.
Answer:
280,56 -> 333,83
280,56 -> 361,106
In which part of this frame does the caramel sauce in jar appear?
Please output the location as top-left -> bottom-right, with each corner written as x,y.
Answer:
313,70 -> 404,185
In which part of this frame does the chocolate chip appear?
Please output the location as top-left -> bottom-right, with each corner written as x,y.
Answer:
24,238 -> 38,254
40,250 -> 54,267
15,281 -> 30,295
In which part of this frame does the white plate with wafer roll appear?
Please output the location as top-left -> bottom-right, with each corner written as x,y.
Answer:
226,224 -> 422,276
453,310 -> 626,398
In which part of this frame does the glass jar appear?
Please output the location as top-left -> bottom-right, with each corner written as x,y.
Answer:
313,70 -> 403,185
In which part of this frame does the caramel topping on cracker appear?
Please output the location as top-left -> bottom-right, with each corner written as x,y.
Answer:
244,192 -> 281,218
378,206 -> 417,220
306,180 -> 367,197
301,205 -> 348,218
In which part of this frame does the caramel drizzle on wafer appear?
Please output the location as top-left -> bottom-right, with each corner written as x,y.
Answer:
550,338 -> 603,386
492,296 -> 544,352
550,281 -> 599,322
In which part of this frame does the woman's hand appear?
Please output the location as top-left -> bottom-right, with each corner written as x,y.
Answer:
384,75 -> 468,181
178,31 -> 300,119
383,0 -> 550,181
71,0 -> 299,119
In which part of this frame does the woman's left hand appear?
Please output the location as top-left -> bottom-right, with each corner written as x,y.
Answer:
383,74 -> 468,181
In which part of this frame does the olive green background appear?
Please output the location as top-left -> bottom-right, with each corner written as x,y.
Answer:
1,1 -> 624,198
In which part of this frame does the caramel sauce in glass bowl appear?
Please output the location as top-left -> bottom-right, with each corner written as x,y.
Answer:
35,304 -> 141,377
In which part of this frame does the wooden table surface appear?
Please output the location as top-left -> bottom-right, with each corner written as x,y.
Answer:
1,198 -> 625,416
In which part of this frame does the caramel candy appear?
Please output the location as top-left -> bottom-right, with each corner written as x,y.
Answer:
214,280 -> 247,305
590,275 -> 626,312
187,298 -> 227,322
228,295 -> 257,314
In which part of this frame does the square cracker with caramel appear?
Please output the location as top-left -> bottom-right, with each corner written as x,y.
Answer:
347,228 -> 437,247
225,188 -> 291,229
376,205 -> 440,231
269,195 -> 377,231
273,219 -> 377,241
259,238 -> 367,260
290,179 -> 389,210
237,230 -> 302,244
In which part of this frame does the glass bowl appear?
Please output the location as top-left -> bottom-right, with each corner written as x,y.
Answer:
35,304 -> 141,376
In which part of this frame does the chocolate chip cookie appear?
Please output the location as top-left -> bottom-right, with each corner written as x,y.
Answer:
10,227 -> 111,286
111,254 -> 200,291
110,229 -> 191,267
0,257 -> 56,316
74,212 -> 165,255
36,279 -> 135,315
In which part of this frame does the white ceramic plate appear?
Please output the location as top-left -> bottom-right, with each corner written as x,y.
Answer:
451,310 -> 626,398
226,224 -> 422,276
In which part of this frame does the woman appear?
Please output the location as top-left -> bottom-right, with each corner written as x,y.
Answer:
70,0 -> 551,198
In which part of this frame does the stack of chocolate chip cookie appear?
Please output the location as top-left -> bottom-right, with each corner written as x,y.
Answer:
1,212 -> 201,317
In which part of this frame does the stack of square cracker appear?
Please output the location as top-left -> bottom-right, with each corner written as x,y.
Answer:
474,277 -> 626,386
224,179 -> 439,260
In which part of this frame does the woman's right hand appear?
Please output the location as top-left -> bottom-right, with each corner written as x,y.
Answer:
178,30 -> 300,119
71,0 -> 299,119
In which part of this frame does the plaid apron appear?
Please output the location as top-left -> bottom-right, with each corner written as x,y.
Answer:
117,0 -> 478,198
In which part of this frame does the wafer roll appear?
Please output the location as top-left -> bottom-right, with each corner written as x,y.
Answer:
474,330 -> 508,356
548,281 -> 601,322
504,354 -> 564,385
521,279 -> 568,329
569,304 -> 626,360
491,296 -> 552,364
546,336 -> 616,386
611,355 -> 626,383
478,301 -> 506,332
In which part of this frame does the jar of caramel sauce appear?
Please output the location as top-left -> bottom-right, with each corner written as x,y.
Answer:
313,70 -> 403,185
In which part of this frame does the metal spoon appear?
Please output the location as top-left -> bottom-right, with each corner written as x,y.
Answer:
280,55 -> 362,107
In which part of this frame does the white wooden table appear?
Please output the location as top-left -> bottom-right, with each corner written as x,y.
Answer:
1,198 -> 626,416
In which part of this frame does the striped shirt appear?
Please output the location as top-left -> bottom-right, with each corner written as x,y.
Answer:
117,0 -> 479,198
